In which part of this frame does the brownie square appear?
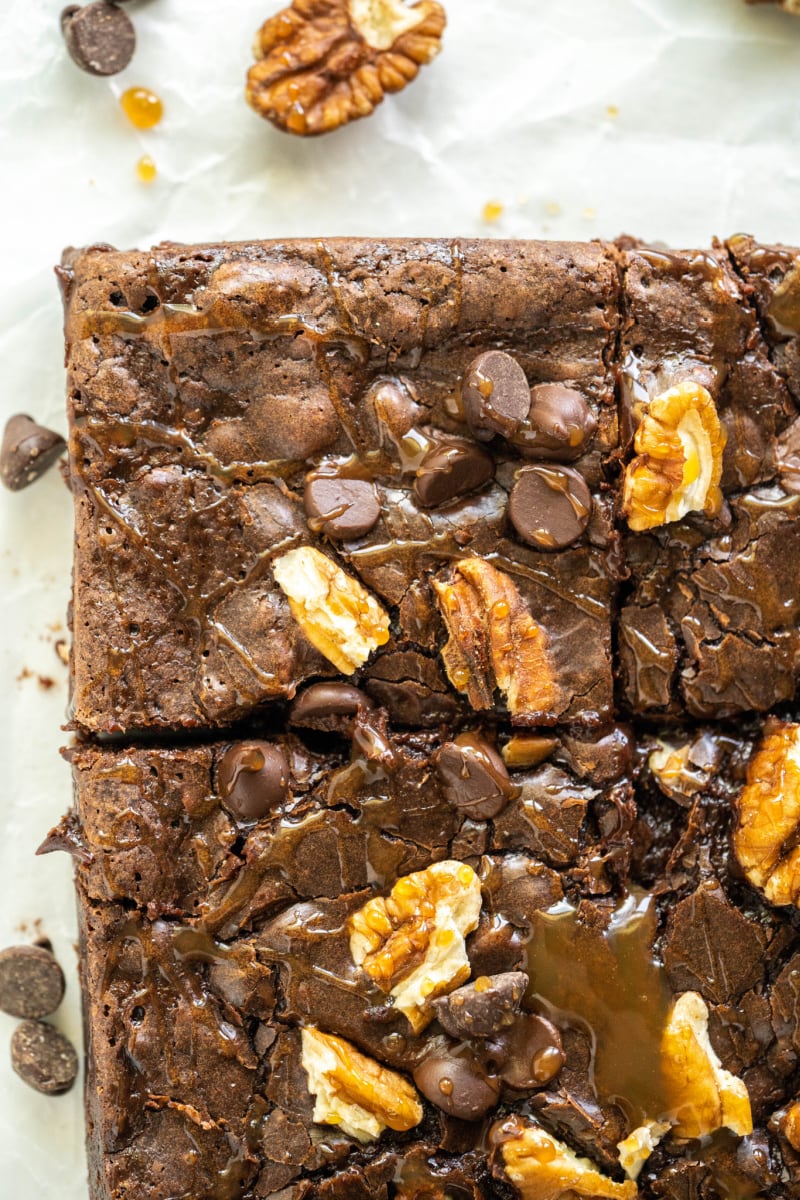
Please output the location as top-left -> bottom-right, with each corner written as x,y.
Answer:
618,485 -> 800,718
619,242 -> 795,494
60,711 -> 800,1200
61,239 -> 620,735
67,723 -> 635,1199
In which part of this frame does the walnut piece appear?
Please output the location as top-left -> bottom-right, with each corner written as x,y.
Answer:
660,991 -> 752,1139
301,1025 -> 423,1141
617,1121 -> 670,1181
732,723 -> 800,907
491,1116 -> 638,1200
622,382 -> 726,531
781,1101 -> 800,1152
349,860 -> 482,1033
432,558 -> 559,721
246,0 -> 446,136
273,545 -> 390,673
648,738 -> 714,805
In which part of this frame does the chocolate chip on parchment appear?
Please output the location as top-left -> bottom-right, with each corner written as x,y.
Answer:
513,383 -> 597,460
509,464 -> 592,550
1,415 -> 66,492
461,351 -> 530,441
217,742 -> 289,822
11,1020 -> 78,1095
413,440 -> 494,508
434,972 -> 527,1038
435,733 -> 518,820
61,2 -> 136,77
304,475 -> 380,540
0,946 -> 65,1019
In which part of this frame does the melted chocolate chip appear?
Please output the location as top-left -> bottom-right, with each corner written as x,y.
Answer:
0,946 -> 65,1019
61,2 -> 136,77
461,351 -> 531,441
11,1020 -> 78,1095
288,682 -> 374,732
217,742 -> 289,821
1,415 -> 66,492
413,441 -> 494,508
435,734 -> 519,820
413,1047 -> 501,1121
508,464 -> 592,550
433,972 -> 527,1038
512,383 -> 597,460
304,474 -> 380,540
484,1012 -> 565,1090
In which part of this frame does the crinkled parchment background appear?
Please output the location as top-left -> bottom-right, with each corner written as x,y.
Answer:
0,0 -> 799,1193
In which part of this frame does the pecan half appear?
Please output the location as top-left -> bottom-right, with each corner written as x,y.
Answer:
246,0 -> 446,136
431,558 -> 558,721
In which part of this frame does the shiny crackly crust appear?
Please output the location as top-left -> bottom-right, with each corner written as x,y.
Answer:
61,238 -> 620,735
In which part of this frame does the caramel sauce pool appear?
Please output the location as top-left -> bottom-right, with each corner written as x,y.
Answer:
525,890 -> 671,1128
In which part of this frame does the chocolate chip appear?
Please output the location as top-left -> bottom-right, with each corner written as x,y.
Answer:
61,3 -> 136,77
461,351 -> 531,441
435,734 -> 518,820
433,972 -> 527,1038
289,682 -> 374,732
508,464 -> 592,550
304,475 -> 380,540
413,1048 -> 500,1121
217,742 -> 289,821
484,1012 -> 565,1090
0,946 -> 65,1019
11,1020 -> 78,1095
1,415 -> 66,492
413,441 -> 494,508
512,384 -> 597,460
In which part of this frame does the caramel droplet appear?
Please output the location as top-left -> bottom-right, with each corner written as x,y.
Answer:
136,155 -> 157,184
121,87 -> 164,130
438,1076 -> 454,1096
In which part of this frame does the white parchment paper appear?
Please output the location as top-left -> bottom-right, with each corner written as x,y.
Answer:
0,0 -> 798,1193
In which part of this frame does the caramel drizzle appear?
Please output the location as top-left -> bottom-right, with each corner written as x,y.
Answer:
74,415 -> 301,486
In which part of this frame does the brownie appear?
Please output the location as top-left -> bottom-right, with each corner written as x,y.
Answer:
60,239 -> 620,735
53,237 -> 800,1200
54,709 -> 800,1200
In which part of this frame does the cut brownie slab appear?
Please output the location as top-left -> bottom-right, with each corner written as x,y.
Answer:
57,707 -> 800,1199
60,239 -> 620,734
